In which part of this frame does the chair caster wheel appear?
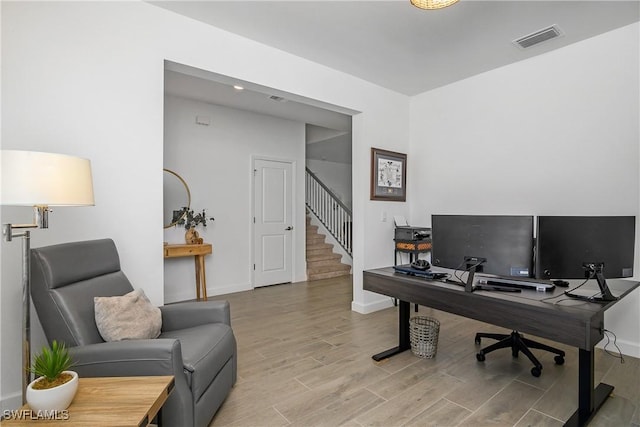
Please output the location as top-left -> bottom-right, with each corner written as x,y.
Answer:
554,355 -> 565,365
531,367 -> 542,377
476,352 -> 485,362
475,337 -> 481,345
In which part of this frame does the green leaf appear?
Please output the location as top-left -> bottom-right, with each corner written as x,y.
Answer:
30,340 -> 74,381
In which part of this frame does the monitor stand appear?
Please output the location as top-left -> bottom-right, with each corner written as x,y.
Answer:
464,256 -> 486,293
566,263 -> 617,302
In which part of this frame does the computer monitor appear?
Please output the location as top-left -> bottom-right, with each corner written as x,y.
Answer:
536,216 -> 636,302
431,215 -> 535,278
535,216 -> 635,280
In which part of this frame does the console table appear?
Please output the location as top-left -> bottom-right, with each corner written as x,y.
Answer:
363,267 -> 640,427
164,243 -> 212,301
1,376 -> 174,426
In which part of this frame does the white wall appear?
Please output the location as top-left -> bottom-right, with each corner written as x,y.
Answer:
163,95 -> 306,302
0,3 -> 4,404
409,23 -> 640,356
306,159 -> 352,208
1,1 -> 409,408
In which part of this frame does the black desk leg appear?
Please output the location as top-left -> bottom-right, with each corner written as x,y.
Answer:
564,348 -> 614,427
372,300 -> 411,361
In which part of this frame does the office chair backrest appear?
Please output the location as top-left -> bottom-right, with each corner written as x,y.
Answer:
30,238 -> 135,347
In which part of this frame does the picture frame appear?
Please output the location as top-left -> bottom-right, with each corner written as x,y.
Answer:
370,147 -> 407,202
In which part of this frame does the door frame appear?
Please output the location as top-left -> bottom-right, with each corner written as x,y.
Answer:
251,155 -> 298,288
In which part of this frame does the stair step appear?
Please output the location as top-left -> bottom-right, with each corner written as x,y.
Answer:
308,270 -> 352,281
306,240 -> 332,248
306,234 -> 325,244
306,252 -> 341,262
308,263 -> 351,274
307,243 -> 333,255
305,214 -> 351,281
307,258 -> 345,268
306,250 -> 334,259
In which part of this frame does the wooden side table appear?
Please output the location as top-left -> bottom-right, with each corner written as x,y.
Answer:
164,243 -> 213,301
1,376 -> 174,426
394,239 -> 432,265
393,239 -> 432,312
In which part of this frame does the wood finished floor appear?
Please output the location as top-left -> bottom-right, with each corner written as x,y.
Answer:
209,275 -> 640,427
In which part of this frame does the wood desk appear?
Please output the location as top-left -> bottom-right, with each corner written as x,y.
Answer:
364,267 -> 640,427
164,243 -> 212,301
1,376 -> 174,426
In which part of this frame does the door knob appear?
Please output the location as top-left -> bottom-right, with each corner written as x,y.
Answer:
285,226 -> 293,231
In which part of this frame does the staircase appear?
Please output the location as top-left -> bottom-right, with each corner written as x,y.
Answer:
306,215 -> 351,281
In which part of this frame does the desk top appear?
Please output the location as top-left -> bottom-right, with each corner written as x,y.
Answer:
364,267 -> 640,350
1,376 -> 174,426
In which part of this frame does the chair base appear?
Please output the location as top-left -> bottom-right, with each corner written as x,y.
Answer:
475,331 -> 565,377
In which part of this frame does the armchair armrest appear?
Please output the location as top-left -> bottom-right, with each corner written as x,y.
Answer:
160,300 -> 231,331
69,339 -> 183,378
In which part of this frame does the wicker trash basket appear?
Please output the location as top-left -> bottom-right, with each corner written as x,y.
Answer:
409,316 -> 440,359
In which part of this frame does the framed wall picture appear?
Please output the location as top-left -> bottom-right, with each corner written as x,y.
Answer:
370,148 -> 407,202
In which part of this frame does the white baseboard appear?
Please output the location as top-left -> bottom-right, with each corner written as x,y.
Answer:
1,390 -> 22,414
351,297 -> 394,314
207,283 -> 253,297
596,337 -> 640,359
164,283 -> 252,304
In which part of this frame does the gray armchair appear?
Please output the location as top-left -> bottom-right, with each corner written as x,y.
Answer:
30,239 -> 237,427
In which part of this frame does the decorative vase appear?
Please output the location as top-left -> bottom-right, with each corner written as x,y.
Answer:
185,228 -> 201,244
26,370 -> 79,412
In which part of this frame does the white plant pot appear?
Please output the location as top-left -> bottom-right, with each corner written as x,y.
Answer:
26,370 -> 78,412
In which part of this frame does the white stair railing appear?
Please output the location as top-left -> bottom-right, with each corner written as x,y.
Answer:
305,168 -> 352,256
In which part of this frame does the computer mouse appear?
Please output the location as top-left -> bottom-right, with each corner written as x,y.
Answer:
411,259 -> 431,271
552,280 -> 570,287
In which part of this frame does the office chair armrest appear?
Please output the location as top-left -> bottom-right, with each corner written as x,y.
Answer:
160,300 -> 231,331
69,338 -> 184,378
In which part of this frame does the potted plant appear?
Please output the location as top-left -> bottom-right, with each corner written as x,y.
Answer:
26,340 -> 78,412
175,207 -> 215,244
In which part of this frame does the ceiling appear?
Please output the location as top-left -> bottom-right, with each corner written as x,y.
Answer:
158,1 -> 639,164
164,62 -> 354,163
153,0 -> 639,96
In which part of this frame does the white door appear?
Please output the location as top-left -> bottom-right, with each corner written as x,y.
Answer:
253,158 -> 294,287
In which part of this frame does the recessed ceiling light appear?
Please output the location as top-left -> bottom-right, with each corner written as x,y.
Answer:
233,85 -> 244,91
410,0 -> 458,10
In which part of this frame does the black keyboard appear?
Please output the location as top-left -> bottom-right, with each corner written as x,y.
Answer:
477,277 -> 555,292
393,265 -> 448,280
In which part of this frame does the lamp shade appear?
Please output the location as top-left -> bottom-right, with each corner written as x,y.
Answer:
1,150 -> 94,206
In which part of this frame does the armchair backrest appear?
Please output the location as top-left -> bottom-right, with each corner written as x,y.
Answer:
30,239 -> 134,347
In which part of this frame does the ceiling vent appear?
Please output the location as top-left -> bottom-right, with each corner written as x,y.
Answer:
269,95 -> 287,103
514,25 -> 562,49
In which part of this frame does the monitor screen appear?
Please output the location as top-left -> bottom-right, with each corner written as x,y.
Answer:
535,216 -> 636,279
431,215 -> 534,277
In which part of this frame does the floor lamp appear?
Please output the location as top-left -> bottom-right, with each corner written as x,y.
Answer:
1,150 -> 94,404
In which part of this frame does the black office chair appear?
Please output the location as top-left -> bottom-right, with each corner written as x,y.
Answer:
475,330 -> 565,377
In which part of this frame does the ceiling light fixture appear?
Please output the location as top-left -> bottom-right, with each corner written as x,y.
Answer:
233,85 -> 244,90
410,0 -> 459,10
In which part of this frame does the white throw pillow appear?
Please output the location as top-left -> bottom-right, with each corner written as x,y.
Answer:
94,289 -> 162,342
